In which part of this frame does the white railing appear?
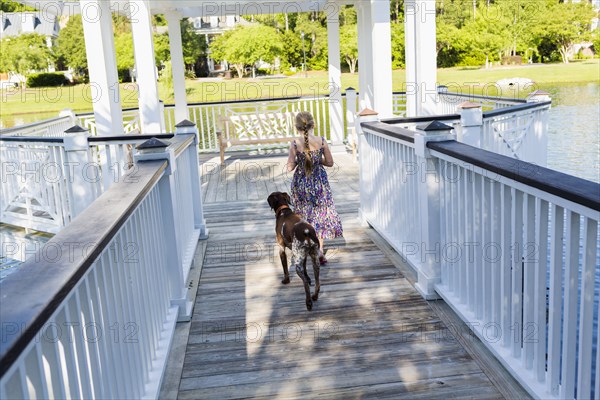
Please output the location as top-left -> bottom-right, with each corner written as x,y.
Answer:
0,115 -> 76,138
162,95 -> 331,152
358,118 -> 600,400
0,127 -> 204,237
385,99 -> 551,167
480,103 -> 549,166
0,139 -> 74,233
437,91 -> 525,114
358,125 -> 421,269
0,130 -> 207,399
77,109 -> 140,137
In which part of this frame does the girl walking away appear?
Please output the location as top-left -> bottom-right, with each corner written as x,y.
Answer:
286,111 -> 343,265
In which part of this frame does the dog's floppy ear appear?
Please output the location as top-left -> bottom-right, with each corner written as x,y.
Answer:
267,193 -> 277,210
283,192 -> 291,205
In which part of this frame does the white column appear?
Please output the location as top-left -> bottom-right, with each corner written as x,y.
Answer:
130,0 -> 162,133
416,0 -> 438,115
80,0 -> 123,135
356,2 -> 374,110
405,0 -> 438,116
370,0 -> 393,118
165,11 -> 189,124
326,3 -> 344,147
404,0 -> 417,117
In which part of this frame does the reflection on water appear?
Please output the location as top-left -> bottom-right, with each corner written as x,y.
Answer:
540,82 -> 600,183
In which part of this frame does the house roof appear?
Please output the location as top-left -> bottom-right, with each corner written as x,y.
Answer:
0,12 -> 59,38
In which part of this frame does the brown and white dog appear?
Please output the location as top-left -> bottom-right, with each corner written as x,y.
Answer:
267,191 -> 321,311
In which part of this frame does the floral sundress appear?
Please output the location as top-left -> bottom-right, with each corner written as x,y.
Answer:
290,138 -> 343,240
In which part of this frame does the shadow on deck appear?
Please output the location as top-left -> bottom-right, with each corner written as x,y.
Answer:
161,151 -> 529,399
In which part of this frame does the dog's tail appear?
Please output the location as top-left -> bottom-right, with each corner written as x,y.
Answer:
295,223 -> 319,246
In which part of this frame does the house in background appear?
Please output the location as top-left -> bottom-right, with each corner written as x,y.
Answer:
190,14 -> 246,75
0,12 -> 60,79
0,12 -> 60,49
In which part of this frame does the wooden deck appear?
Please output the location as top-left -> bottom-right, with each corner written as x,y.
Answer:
170,150 -> 528,399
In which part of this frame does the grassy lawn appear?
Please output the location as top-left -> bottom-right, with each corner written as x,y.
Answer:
1,59 -> 598,126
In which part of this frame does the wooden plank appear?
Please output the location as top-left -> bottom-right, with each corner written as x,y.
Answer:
173,153 -> 518,400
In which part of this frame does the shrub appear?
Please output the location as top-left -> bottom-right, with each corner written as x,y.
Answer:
26,72 -> 69,87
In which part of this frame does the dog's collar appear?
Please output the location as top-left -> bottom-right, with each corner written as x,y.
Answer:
275,204 -> 290,217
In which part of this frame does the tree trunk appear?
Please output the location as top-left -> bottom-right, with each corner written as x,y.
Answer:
234,64 -> 244,78
560,45 -> 569,64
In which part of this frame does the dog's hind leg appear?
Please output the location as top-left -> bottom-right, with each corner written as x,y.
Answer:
295,261 -> 313,311
310,249 -> 320,301
302,255 -> 312,286
279,245 -> 290,284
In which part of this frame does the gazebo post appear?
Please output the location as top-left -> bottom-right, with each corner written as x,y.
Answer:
130,0 -> 162,133
326,2 -> 344,149
80,0 -> 124,135
165,11 -> 190,124
356,0 -> 393,118
404,0 -> 438,116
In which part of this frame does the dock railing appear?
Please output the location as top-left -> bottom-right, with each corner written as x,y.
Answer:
0,125 -> 207,399
358,115 -> 600,400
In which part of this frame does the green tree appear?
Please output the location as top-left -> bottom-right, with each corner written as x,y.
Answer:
390,22 -> 405,69
295,13 -> 328,70
114,32 -> 134,71
0,0 -> 36,12
533,1 -> 596,63
436,20 -> 465,67
280,29 -> 303,70
180,19 -> 206,70
0,33 -> 53,76
55,15 -> 87,75
340,23 -> 358,73
462,11 -> 505,67
210,25 -> 283,78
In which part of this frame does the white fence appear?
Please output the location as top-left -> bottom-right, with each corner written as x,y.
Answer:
358,119 -> 600,399
0,115 -> 76,138
385,99 -> 551,167
0,130 -> 206,399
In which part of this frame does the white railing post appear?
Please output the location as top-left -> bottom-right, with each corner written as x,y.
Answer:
134,138 -> 192,321
526,90 -> 550,167
345,87 -> 358,161
63,125 -> 95,217
59,109 -> 78,126
413,121 -> 455,299
159,100 -> 166,133
458,101 -> 483,147
175,119 -> 209,239
356,108 -> 379,226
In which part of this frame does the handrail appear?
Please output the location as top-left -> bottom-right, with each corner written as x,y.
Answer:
483,100 -> 552,118
0,115 -> 70,135
0,159 -> 168,377
427,140 -> 600,211
438,91 -> 526,104
0,136 -> 65,143
87,133 -> 174,143
360,121 -> 416,143
381,114 -> 460,125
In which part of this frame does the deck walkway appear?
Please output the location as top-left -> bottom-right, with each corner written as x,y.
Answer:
166,150 -> 528,399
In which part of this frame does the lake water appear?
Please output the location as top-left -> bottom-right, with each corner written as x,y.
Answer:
541,82 -> 600,183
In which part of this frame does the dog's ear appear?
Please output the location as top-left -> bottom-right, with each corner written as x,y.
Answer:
267,193 -> 277,210
283,192 -> 291,205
